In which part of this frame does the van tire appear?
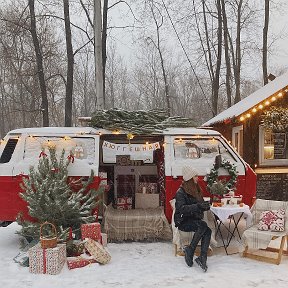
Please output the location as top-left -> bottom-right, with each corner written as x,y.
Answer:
0,221 -> 13,227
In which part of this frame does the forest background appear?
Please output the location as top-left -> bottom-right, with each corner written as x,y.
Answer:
0,0 -> 288,138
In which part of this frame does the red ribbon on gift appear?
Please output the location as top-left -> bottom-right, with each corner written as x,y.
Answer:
39,151 -> 47,158
67,154 -> 74,163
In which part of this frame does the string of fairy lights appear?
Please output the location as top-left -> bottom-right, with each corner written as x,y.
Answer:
238,88 -> 288,122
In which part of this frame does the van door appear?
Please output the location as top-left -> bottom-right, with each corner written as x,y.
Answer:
0,136 -> 22,221
164,134 -> 246,221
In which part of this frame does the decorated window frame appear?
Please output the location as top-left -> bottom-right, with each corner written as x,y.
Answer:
259,126 -> 288,166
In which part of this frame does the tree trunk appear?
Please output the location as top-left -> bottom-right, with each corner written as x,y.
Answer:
28,0 -> 49,126
102,0 -> 108,103
212,0 -> 222,116
150,1 -> 171,116
263,0 -> 269,85
94,0 -> 104,109
63,0 -> 74,127
234,0 -> 243,104
221,0 -> 232,107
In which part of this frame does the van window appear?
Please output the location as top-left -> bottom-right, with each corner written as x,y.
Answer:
0,138 -> 19,163
173,138 -> 235,163
24,136 -> 95,162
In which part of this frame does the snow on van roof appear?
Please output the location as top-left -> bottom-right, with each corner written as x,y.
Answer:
6,127 -> 220,136
202,70 -> 288,126
162,127 -> 220,135
7,127 -> 102,135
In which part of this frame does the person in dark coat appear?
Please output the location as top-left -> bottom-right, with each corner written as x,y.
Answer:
174,166 -> 211,272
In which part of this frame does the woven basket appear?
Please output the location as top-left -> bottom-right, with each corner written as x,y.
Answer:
40,222 -> 57,249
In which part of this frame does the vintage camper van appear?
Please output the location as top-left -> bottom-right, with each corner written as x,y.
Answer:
0,127 -> 256,225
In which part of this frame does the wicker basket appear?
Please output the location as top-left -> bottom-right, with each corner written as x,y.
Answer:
40,222 -> 57,249
84,238 -> 111,264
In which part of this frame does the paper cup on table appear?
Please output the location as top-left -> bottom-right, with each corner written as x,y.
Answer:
221,198 -> 228,206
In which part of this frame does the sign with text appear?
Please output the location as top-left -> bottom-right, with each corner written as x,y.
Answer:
102,141 -> 160,164
257,173 -> 288,201
273,132 -> 287,159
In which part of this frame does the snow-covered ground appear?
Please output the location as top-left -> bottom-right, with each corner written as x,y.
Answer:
1,222 -> 288,288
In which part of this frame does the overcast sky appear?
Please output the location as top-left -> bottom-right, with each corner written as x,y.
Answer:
108,0 -> 288,79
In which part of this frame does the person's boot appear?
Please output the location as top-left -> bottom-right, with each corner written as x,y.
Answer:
195,255 -> 208,272
184,246 -> 194,267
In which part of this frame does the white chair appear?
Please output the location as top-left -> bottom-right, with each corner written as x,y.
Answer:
242,199 -> 288,265
170,199 -> 216,256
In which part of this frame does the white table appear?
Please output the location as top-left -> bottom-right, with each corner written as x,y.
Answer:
210,204 -> 252,254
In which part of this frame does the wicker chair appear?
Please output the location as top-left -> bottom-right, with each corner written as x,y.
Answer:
170,199 -> 215,256
242,199 -> 288,265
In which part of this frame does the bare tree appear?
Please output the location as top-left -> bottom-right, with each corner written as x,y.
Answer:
63,0 -> 74,126
28,0 -> 49,126
262,0 -> 269,85
221,0 -> 232,107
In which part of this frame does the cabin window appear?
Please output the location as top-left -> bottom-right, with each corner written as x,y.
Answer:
0,138 -> 19,163
259,126 -> 288,166
232,125 -> 243,156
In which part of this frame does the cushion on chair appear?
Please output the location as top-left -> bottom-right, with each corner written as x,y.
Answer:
258,209 -> 285,232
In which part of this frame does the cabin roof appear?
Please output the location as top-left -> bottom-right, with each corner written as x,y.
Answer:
202,70 -> 288,126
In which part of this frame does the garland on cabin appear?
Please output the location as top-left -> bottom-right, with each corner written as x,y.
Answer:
261,106 -> 288,132
90,109 -> 196,134
206,159 -> 238,196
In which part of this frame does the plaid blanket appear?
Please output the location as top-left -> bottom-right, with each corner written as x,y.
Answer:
242,199 -> 288,249
103,205 -> 172,241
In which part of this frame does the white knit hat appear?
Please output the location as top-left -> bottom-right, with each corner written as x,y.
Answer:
182,166 -> 198,181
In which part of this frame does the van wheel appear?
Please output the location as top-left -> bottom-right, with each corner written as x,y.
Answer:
0,221 -> 13,227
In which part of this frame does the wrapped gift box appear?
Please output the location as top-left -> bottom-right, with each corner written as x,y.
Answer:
84,239 -> 111,265
81,222 -> 101,241
138,182 -> 158,194
100,233 -> 107,247
117,197 -> 132,210
67,256 -> 97,269
99,171 -> 108,186
28,244 -> 66,275
135,193 -> 159,209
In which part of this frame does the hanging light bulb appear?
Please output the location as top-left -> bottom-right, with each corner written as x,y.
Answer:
278,92 -> 283,97
271,96 -> 276,101
240,116 -> 245,121
252,108 -> 257,113
259,104 -> 264,109
265,100 -> 270,106
127,133 -> 134,140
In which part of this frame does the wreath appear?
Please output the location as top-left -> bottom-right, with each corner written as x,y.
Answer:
206,159 -> 238,196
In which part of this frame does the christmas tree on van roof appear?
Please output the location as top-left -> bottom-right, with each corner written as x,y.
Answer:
90,108 -> 196,134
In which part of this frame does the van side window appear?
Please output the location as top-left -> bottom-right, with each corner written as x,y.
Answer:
0,138 -> 18,163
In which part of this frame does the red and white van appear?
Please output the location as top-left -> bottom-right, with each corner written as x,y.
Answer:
0,127 -> 256,224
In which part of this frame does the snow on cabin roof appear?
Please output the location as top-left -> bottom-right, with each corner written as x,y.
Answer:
202,70 -> 288,126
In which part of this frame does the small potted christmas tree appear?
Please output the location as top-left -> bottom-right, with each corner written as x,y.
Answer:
17,146 -> 103,242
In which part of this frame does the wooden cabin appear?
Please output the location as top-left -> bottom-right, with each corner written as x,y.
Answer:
202,71 -> 288,201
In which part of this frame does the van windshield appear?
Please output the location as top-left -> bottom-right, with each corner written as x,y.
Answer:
173,137 -> 236,163
24,136 -> 95,162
